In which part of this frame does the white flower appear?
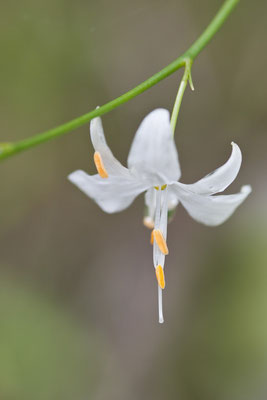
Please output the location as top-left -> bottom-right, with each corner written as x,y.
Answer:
68,109 -> 251,323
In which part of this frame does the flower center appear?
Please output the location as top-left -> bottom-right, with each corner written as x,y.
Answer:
154,184 -> 167,191
94,151 -> 108,178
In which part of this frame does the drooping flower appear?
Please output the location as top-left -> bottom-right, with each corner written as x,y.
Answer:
68,109 -> 251,323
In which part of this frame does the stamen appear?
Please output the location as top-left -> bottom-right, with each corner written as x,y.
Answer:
94,151 -> 108,178
143,216 -> 155,229
150,230 -> 154,245
155,265 -> 165,289
153,229 -> 169,255
154,185 -> 167,191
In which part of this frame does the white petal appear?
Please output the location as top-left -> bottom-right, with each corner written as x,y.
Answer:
68,170 -> 149,213
184,142 -> 242,195
167,185 -> 180,210
90,116 -> 129,177
172,183 -> 251,226
127,109 -> 181,183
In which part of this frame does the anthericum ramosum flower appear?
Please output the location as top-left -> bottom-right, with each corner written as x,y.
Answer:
68,109 -> 251,324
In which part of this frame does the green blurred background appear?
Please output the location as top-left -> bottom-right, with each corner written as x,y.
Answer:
0,0 -> 266,399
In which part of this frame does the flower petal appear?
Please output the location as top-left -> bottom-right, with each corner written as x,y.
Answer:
184,142 -> 242,195
167,185 -> 180,210
90,116 -> 130,177
127,109 -> 181,183
159,186 -> 169,238
172,183 -> 251,226
68,170 -> 149,213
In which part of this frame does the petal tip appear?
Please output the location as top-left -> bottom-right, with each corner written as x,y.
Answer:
231,141 -> 240,151
67,170 -> 85,186
241,185 -> 252,195
67,170 -> 80,182
230,141 -> 242,164
90,115 -> 101,128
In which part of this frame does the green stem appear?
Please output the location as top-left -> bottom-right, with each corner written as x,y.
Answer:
0,0 -> 240,162
170,58 -> 194,134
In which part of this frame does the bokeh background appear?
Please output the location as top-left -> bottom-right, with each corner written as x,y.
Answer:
0,0 -> 267,399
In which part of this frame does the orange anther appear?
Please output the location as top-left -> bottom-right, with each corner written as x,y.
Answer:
143,217 -> 155,229
94,151 -> 108,178
153,229 -> 169,255
155,265 -> 165,289
150,230 -> 154,245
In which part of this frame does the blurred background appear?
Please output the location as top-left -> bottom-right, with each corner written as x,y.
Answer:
0,0 -> 266,399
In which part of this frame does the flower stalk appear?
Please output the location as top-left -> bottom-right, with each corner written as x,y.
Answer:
170,58 -> 194,135
0,0 -> 240,162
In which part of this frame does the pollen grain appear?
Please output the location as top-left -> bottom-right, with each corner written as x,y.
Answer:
94,151 -> 108,178
156,265 -> 165,289
153,229 -> 169,255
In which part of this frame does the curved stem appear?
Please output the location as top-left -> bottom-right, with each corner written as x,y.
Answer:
0,0 -> 240,162
170,58 -> 194,134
